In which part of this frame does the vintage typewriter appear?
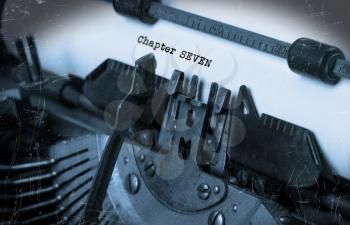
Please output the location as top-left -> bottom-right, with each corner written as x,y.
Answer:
1,1 -> 350,225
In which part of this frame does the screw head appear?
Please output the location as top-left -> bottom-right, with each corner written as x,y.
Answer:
214,186 -> 220,194
140,155 -> 146,162
144,160 -> 156,177
233,204 -> 238,212
197,184 -> 211,200
136,130 -> 154,147
208,211 -> 225,225
123,157 -> 129,164
279,216 -> 290,224
125,173 -> 140,195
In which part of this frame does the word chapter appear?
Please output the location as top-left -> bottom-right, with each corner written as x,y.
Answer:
137,35 -> 213,68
